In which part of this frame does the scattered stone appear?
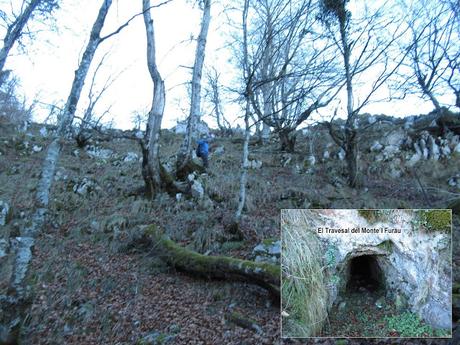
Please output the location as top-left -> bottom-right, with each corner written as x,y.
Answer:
0,201 -> 12,226
428,136 -> 440,160
323,150 -> 330,160
253,239 -> 281,262
85,145 -> 113,159
72,178 -> 100,196
123,152 -> 139,162
191,180 -> 204,199
306,155 -> 316,166
0,239 -> 8,258
370,141 -> 383,152
54,170 -> 68,181
72,149 -> 80,157
407,153 -> 421,167
32,145 -> 42,153
448,174 -> 460,189
138,330 -> 176,345
248,159 -> 262,169
187,173 -> 196,183
382,145 -> 399,160
375,296 -> 385,309
39,127 -> 48,137
213,146 -> 224,155
175,193 -> 183,202
135,131 -> 144,139
454,142 -> 460,153
338,148 -> 345,161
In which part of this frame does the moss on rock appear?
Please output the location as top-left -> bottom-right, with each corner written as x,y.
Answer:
417,210 -> 451,233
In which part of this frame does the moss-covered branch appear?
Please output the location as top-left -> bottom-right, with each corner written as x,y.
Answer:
145,225 -> 280,299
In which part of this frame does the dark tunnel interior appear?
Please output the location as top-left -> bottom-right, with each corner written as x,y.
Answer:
346,255 -> 384,292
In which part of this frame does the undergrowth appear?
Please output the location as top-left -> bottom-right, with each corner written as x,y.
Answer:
281,210 -> 328,337
384,312 -> 451,337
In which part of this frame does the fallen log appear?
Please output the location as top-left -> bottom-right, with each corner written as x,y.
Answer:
144,225 -> 280,300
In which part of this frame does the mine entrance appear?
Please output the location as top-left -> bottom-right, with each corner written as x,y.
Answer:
346,255 -> 384,293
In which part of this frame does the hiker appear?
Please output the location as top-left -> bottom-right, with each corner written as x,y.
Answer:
196,137 -> 209,168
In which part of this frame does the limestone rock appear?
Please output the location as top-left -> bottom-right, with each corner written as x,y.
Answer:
370,141 -> 383,152
0,239 -> 8,258
253,239 -> 281,258
248,159 -> 262,169
73,178 -> 100,196
32,145 -> 42,153
85,145 -> 113,159
0,201 -> 12,226
213,146 -> 224,155
191,180 -> 204,199
338,148 -> 345,161
39,127 -> 48,137
313,210 -> 451,330
123,152 -> 139,162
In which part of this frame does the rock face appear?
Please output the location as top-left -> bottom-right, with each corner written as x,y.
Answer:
315,210 -> 451,329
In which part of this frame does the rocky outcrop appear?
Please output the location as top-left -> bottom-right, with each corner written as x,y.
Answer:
315,210 -> 451,330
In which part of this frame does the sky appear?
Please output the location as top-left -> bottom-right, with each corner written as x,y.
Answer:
0,0 -> 456,130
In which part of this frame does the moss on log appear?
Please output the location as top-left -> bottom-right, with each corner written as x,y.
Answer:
146,225 -> 280,299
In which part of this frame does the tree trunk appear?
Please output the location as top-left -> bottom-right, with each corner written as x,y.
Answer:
146,225 -> 280,299
227,0 -> 251,240
176,0 -> 211,177
1,0 -> 113,341
345,128 -> 358,188
0,0 -> 42,82
339,12 -> 359,188
141,0 -> 166,198
279,129 -> 296,152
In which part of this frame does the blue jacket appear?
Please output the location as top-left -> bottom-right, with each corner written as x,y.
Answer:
197,139 -> 209,158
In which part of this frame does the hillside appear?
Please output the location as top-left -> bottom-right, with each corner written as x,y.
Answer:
0,114 -> 459,344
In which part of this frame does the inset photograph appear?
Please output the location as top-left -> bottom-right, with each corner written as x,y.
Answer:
281,209 -> 452,338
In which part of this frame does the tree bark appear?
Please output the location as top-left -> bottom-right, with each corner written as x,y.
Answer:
0,0 -> 42,81
141,0 -> 166,198
146,225 -> 280,299
339,8 -> 359,188
176,0 -> 211,177
1,0 -> 113,341
279,129 -> 296,152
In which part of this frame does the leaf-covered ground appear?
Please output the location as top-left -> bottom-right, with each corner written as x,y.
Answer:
1,119 -> 459,344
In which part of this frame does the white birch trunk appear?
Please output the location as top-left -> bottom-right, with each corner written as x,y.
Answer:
233,0 -> 251,227
1,1 -> 113,340
0,0 -> 42,81
141,0 -> 166,198
177,0 -> 211,173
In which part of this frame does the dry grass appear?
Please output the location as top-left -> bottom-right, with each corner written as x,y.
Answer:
281,210 -> 328,338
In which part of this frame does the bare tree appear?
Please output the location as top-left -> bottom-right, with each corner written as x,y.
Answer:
176,0 -> 211,179
0,0 -> 59,83
0,1 -> 115,341
320,0 -> 407,187
399,0 -> 459,112
231,0 -> 252,234
204,66 -> 232,133
74,52 -> 118,147
242,0 -> 342,152
140,0 -> 166,198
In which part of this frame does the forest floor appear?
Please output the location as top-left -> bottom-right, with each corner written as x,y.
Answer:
0,120 -> 459,344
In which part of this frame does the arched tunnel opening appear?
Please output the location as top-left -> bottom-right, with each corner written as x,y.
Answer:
346,255 -> 384,293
